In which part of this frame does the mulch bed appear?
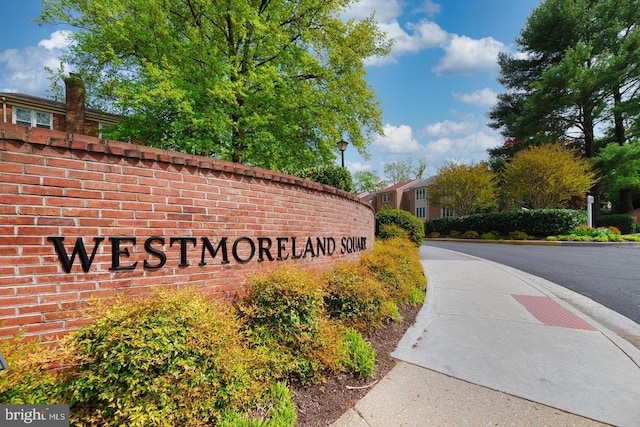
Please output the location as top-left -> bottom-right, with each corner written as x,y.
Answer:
291,304 -> 421,426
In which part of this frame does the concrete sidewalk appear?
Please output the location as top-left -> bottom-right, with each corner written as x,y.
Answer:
332,245 -> 640,427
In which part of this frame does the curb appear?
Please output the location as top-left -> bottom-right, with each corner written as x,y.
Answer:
424,238 -> 640,247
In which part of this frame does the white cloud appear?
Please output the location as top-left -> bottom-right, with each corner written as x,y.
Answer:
343,0 -> 403,22
346,161 -> 373,172
367,18 -> 449,66
38,30 -> 73,50
422,120 -> 479,138
348,1 -> 509,75
412,0 -> 443,17
425,130 -> 501,165
453,88 -> 498,107
0,31 -> 72,96
372,124 -> 423,154
433,35 -> 506,76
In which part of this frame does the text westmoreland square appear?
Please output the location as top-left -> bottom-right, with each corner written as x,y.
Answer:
47,235 -> 369,273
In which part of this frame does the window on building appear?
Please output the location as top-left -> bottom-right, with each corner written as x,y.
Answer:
415,188 -> 426,200
382,193 -> 391,203
416,206 -> 426,219
98,123 -> 108,139
13,107 -> 52,129
441,208 -> 454,218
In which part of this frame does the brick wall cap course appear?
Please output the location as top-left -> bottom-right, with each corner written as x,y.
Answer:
0,122 -> 372,211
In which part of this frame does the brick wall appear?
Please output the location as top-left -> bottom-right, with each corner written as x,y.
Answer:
0,123 -> 375,343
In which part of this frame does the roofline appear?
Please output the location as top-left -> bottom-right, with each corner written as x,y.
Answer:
0,92 -> 120,124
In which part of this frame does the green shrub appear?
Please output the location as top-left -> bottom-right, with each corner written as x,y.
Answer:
605,226 -> 621,235
560,225 -> 627,242
294,164 -> 354,192
596,214 -> 637,235
375,209 -> 425,246
571,225 -> 597,236
382,300 -> 402,323
482,232 -> 497,240
323,263 -> 389,332
64,290 -> 281,426
608,233 -> 622,242
408,286 -> 426,305
377,223 -> 409,240
360,238 -> 426,304
219,382 -> 296,427
508,230 -> 531,240
340,329 -> 376,379
425,209 -> 586,236
462,230 -> 479,239
427,232 -> 440,238
449,230 -> 461,237
0,336 -> 66,405
238,266 -> 341,383
622,234 -> 640,241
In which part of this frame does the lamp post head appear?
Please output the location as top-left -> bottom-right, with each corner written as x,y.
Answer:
337,140 -> 349,152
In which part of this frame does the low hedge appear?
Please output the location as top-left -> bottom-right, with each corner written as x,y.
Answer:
596,214 -> 638,235
425,209 -> 587,237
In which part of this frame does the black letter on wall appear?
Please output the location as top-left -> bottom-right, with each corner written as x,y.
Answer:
48,236 -> 104,273
170,237 -> 197,267
109,237 -> 137,271
144,237 -> 166,269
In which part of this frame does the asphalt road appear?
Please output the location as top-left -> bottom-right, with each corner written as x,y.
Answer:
423,241 -> 640,324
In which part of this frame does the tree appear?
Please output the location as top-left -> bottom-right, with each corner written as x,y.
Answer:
383,158 -> 427,184
427,162 -> 497,216
39,0 -> 390,172
595,141 -> 640,213
488,0 -> 640,163
501,143 -> 598,209
353,170 -> 387,193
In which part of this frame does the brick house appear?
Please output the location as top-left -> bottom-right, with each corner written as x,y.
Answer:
369,179 -> 420,212
403,178 -> 450,221
1,75 -> 119,137
363,178 -> 451,220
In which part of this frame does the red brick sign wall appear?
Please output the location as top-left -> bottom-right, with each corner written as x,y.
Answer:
0,123 -> 374,343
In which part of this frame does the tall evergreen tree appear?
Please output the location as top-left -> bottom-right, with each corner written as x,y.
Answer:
488,0 -> 640,213
489,0 -> 640,163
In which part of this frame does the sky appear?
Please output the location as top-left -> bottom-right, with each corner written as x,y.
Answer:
0,0 -> 541,180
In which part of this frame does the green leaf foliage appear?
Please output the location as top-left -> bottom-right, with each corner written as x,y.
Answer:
0,336 -> 67,405
375,209 -> 425,246
62,291 -> 274,426
596,214 -> 638,234
428,162 -> 497,216
237,266 -> 342,383
425,209 -> 587,237
488,0 -> 640,169
323,262 -> 390,332
293,164 -> 354,192
353,169 -> 388,193
360,238 -> 426,304
501,143 -> 598,209
1,238 -> 426,423
39,0 -> 390,172
594,142 -> 640,211
340,329 -> 376,379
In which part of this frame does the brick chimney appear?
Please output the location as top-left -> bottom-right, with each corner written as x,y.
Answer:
64,73 -> 85,134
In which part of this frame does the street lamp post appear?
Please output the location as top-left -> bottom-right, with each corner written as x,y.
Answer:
337,140 -> 348,168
